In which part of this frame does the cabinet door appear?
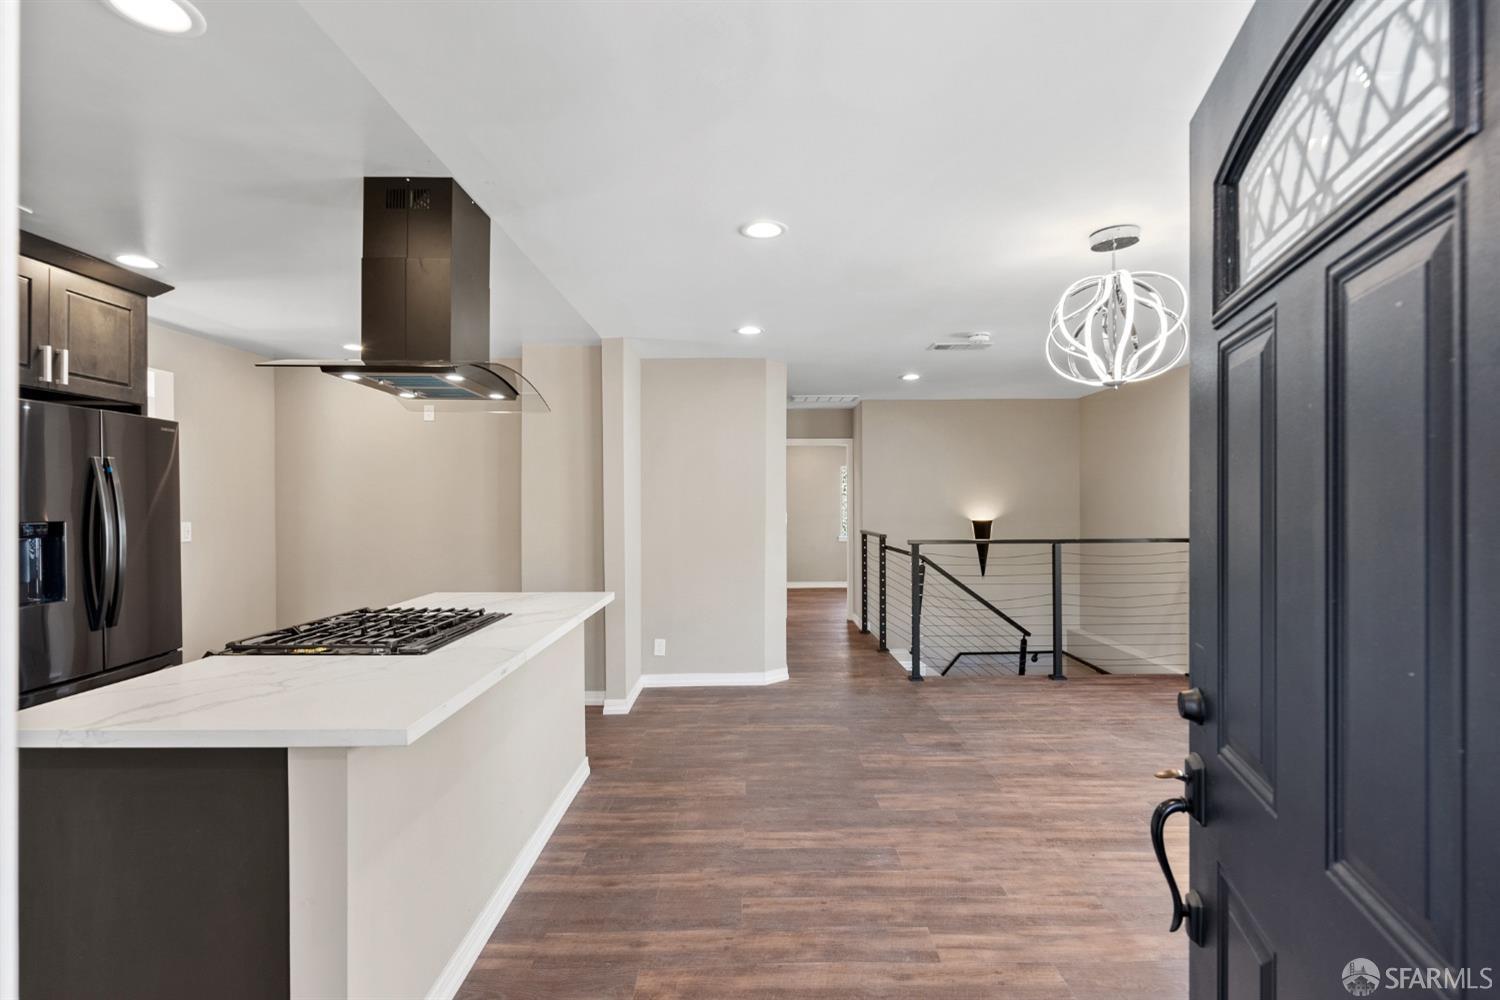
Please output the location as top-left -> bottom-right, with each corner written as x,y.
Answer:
47,267 -> 147,407
17,257 -> 52,390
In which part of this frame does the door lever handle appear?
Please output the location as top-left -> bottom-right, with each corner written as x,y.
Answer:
1151,797 -> 1204,944
1149,752 -> 1206,946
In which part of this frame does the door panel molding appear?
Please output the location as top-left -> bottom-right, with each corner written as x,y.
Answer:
1325,181 -> 1467,973
1217,868 -> 1277,1000
1216,307 -> 1278,813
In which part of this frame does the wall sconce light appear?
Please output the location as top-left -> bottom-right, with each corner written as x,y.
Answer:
971,518 -> 994,576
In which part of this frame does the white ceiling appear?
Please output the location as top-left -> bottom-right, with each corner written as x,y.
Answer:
22,0 -> 1251,398
18,0 -> 595,360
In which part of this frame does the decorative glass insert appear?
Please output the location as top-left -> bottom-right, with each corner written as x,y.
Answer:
1237,0 -> 1452,282
839,465 -> 849,542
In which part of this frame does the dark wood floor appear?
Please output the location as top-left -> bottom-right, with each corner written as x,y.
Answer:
459,588 -> 1189,999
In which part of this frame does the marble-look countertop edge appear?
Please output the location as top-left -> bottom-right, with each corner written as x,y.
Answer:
17,592 -> 614,750
401,591 -> 614,746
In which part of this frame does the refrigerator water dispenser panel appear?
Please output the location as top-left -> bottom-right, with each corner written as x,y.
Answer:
20,522 -> 65,606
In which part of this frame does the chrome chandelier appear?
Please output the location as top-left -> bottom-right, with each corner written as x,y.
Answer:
1045,224 -> 1187,388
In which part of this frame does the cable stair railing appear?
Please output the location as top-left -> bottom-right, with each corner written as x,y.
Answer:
859,530 -> 1189,681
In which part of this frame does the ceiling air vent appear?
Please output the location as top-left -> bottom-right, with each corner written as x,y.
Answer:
927,332 -> 992,351
384,187 -> 433,210
789,394 -> 859,408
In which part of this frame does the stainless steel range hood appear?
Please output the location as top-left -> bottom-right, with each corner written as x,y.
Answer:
259,177 -> 547,413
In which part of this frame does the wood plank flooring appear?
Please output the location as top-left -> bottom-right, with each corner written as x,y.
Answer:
459,588 -> 1190,999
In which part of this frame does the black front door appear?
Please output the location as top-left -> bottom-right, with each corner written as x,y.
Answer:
1182,0 -> 1498,996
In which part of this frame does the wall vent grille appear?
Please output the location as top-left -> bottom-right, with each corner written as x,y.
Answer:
789,394 -> 859,408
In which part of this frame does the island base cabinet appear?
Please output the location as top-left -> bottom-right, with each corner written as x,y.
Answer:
19,748 -> 290,1000
17,623 -> 590,1000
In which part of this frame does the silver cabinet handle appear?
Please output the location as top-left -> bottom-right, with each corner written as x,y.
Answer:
58,347 -> 69,386
39,344 -> 53,383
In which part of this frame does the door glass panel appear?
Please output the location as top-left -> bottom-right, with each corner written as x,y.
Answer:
1237,0 -> 1452,282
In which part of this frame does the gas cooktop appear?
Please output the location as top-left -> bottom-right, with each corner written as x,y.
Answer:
220,606 -> 507,656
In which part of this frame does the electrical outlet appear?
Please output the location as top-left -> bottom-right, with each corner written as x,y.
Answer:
180,521 -> 192,543
423,405 -> 436,422
653,638 -> 666,656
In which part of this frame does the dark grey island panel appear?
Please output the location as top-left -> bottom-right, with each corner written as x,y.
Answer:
20,748 -> 289,1000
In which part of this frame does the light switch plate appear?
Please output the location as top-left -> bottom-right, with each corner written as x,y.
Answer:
653,638 -> 666,656
180,521 -> 192,543
423,405 -> 436,422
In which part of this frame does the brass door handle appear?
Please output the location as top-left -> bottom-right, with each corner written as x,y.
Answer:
1155,768 -> 1186,780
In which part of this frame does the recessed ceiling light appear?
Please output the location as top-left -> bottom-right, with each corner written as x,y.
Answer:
901,372 -> 921,382
399,391 -> 417,399
115,253 -> 160,269
444,373 -> 465,382
738,220 -> 786,240
342,343 -> 361,353
18,204 -> 33,215
736,325 -> 763,336
340,372 -> 361,381
101,0 -> 207,37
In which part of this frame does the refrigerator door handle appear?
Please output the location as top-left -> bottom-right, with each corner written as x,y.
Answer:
86,457 -> 116,631
104,457 -> 127,628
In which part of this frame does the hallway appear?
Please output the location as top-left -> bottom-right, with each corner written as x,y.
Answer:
460,589 -> 1189,999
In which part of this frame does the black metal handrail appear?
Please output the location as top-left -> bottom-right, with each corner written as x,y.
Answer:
860,531 -> 1189,683
919,556 -> 1030,637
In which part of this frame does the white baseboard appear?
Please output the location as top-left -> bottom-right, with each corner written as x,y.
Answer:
583,690 -> 605,707
428,757 -> 590,1000
787,581 -> 848,589
599,668 -> 790,716
641,668 -> 790,688
601,675 -> 644,715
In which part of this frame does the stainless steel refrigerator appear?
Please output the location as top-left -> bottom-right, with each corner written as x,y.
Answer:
19,399 -> 182,707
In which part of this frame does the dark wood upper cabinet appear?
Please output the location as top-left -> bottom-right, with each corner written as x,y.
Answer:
46,268 -> 147,407
16,233 -> 172,410
17,256 -> 50,391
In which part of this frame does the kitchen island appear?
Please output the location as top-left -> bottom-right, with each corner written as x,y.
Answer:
17,591 -> 612,1000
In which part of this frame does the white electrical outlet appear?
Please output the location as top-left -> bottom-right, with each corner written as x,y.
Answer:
180,521 -> 192,543
423,404 -> 436,422
653,638 -> 666,656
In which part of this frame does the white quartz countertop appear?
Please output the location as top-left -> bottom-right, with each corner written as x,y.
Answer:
17,592 -> 613,749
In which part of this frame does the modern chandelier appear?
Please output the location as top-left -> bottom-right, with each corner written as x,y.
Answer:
1045,224 -> 1187,388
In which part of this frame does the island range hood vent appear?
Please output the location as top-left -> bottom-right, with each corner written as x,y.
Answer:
258,177 -> 548,413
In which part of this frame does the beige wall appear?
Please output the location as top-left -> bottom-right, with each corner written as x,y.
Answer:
762,364 -> 788,676
786,408 -> 853,439
1078,367 -> 1189,537
520,345 -> 605,691
600,339 -> 642,703
147,324 -> 278,657
857,399 -> 1082,544
641,359 -> 786,678
787,445 -> 848,584
274,368 -> 521,624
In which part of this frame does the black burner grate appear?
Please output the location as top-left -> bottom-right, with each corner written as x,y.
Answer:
221,606 -> 507,655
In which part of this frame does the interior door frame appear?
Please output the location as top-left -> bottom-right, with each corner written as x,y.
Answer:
785,437 -> 854,592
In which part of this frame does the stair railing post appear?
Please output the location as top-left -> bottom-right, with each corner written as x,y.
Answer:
860,534 -> 870,634
909,543 -> 924,682
1050,541 -> 1066,681
877,536 -> 888,651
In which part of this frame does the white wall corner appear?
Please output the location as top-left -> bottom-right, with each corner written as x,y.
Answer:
600,338 -> 643,708
601,674 -> 644,715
